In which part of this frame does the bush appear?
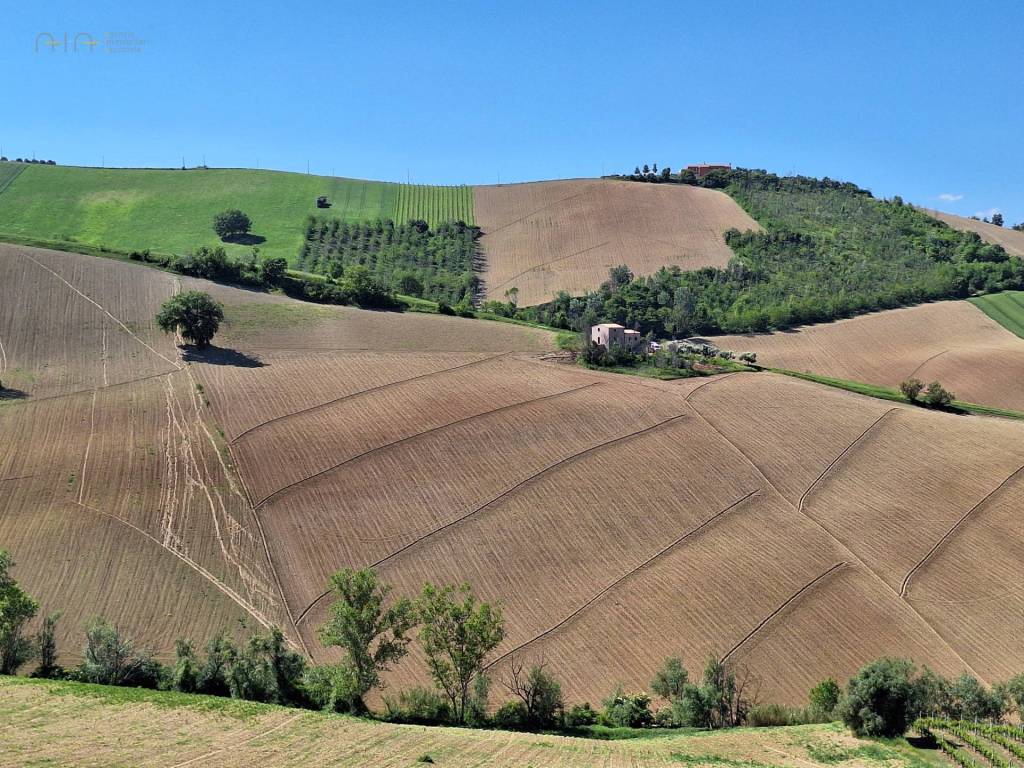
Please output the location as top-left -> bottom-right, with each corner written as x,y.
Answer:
564,702 -> 599,729
31,613 -> 64,680
302,663 -> 361,713
746,703 -> 810,727
809,677 -> 841,720
924,381 -> 954,408
382,687 -> 452,725
213,209 -> 252,239
839,658 -> 916,737
601,688 -> 653,728
437,301 -> 456,316
900,378 -> 924,402
493,700 -> 529,730
75,618 -> 163,688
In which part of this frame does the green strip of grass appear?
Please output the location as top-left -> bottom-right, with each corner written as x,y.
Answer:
772,368 -> 1024,421
969,291 -> 1024,339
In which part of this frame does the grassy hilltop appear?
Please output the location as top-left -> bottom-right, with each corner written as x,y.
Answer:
0,162 -> 472,263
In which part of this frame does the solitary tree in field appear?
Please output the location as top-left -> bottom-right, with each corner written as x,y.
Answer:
899,378 -> 924,402
418,582 -> 504,723
156,291 -> 224,348
923,381 -> 954,408
992,212 -> 1004,227
213,209 -> 253,240
0,549 -> 39,674
318,568 -> 417,712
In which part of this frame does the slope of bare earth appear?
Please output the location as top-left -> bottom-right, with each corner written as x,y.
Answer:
1,679 -> 927,768
6,243 -> 1024,710
474,179 -> 761,306
923,208 -> 1024,256
709,299 -> 1024,412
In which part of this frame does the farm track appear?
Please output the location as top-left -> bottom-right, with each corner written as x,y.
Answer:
294,407 -> 693,626
900,462 -> 1024,598
231,352 -> 507,445
719,561 -> 848,663
686,379 -> 986,681
252,381 -> 598,509
486,240 -> 610,295
484,488 -> 761,670
907,347 -> 952,380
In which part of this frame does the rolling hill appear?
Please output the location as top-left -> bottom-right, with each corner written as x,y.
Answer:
0,162 -> 472,264
474,179 -> 761,306
923,208 -> 1024,257
4,243 -> 1024,711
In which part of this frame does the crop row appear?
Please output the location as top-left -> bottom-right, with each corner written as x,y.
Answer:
393,184 -> 474,227
917,719 -> 1020,768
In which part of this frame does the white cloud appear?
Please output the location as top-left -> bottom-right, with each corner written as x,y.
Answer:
938,193 -> 963,202
974,207 -> 1001,219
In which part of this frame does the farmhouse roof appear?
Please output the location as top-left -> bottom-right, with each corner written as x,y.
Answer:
593,323 -> 625,329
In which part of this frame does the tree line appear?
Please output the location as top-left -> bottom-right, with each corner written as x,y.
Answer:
512,168 -> 1022,337
299,217 -> 482,307
4,550 -> 1024,738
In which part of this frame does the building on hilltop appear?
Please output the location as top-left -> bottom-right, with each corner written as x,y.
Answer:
591,323 -> 643,352
686,163 -> 732,179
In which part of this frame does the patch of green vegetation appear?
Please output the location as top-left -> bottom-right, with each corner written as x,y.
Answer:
772,368 -> 1024,421
969,291 -> 1024,338
222,302 -> 335,331
0,161 -> 27,196
580,724 -> 699,741
394,183 -> 474,226
0,676 -> 289,721
0,164 -> 471,266
669,752 -> 773,767
805,741 -> 897,763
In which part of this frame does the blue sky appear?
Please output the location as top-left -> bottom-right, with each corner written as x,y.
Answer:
3,1 -> 1022,224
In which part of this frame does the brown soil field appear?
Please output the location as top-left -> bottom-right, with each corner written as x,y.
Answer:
474,179 -> 761,306
0,678 -> 938,768
923,207 -> 1024,256
4,243 -> 1024,711
710,299 -> 1024,411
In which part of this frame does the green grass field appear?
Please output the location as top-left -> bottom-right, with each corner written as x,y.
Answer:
0,162 -> 473,265
969,291 -> 1024,338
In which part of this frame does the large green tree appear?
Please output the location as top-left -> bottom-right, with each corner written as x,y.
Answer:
0,550 -> 39,674
318,568 -> 416,712
839,658 -> 916,737
156,291 -> 224,348
213,209 -> 253,240
417,582 -> 504,723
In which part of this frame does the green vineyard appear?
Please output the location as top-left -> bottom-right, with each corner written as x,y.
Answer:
393,183 -> 474,227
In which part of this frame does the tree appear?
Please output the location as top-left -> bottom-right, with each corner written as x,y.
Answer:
31,613 -> 62,679
170,638 -> 199,693
1001,673 -> 1024,715
809,678 -> 841,720
992,213 -> 1004,227
502,656 -> 564,729
651,657 -> 689,702
838,658 -> 916,737
948,673 -> 1005,721
417,582 -> 504,723
213,209 -> 252,239
900,378 -> 924,402
318,568 -> 417,712
923,381 -> 954,408
0,550 -> 39,674
156,291 -> 224,348
1013,222 -> 1024,232
258,255 -> 288,285
77,618 -> 162,687
396,272 -> 424,297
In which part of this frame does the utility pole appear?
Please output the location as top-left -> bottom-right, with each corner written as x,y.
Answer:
306,160 -> 310,175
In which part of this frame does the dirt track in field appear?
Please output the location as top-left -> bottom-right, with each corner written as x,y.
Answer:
924,207 -> 1024,256
711,299 -> 1024,412
474,179 -> 760,306
5,243 -> 1024,708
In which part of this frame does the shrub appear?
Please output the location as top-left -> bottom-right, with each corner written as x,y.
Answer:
651,657 -> 689,703
838,658 -> 916,737
31,612 -> 63,680
213,209 -> 252,239
493,700 -> 529,730
900,378 -> 924,402
502,658 -> 564,729
75,618 -> 163,688
302,663 -> 361,713
809,677 -> 841,720
564,702 -> 598,729
746,703 -> 810,727
924,381 -> 954,408
382,686 -> 452,725
601,687 -> 653,728
437,301 -> 456,316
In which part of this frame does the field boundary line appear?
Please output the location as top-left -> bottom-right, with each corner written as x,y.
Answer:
0,369 -> 183,407
797,408 -> 897,512
70,500 -> 276,633
485,190 -> 589,234
0,473 -> 39,484
901,461 -> 1024,597
253,382 -> 599,510
295,408 -> 691,626
487,241 -> 611,295
20,249 -> 182,370
720,561 -> 847,663
77,391 -> 97,505
167,712 -> 303,768
0,163 -> 26,197
907,348 -> 952,380
484,489 -> 761,670
231,352 -> 508,444
686,394 -> 988,681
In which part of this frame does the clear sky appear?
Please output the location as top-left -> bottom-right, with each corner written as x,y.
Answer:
4,1 -> 1022,224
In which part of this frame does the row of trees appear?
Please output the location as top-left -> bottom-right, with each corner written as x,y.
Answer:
0,157 -> 56,165
900,378 -> 954,408
299,217 -> 482,306
6,552 -> 1023,738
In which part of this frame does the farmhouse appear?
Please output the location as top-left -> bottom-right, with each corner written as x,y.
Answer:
687,163 -> 732,179
591,323 -> 643,352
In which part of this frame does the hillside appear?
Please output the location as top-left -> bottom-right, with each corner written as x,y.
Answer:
4,244 -> 1024,711
0,678 -> 940,768
709,299 -> 1024,413
0,162 -> 472,264
474,179 -> 761,306
924,208 -> 1024,256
